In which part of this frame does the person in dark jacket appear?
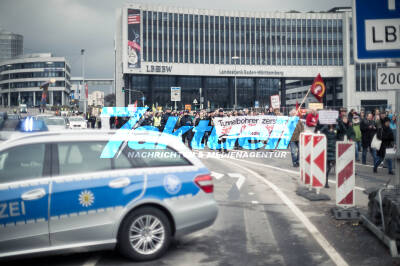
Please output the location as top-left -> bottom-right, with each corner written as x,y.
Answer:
180,110 -> 194,150
289,109 -> 304,167
360,113 -> 377,165
192,112 -> 202,148
348,109 -> 356,123
140,112 -> 153,126
373,117 -> 394,174
336,115 -> 355,141
216,109 -> 227,153
89,116 -> 96,128
110,116 -> 115,129
322,124 -> 337,188
160,109 -> 172,131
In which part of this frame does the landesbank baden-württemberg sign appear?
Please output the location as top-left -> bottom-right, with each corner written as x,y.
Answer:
100,107 -> 298,159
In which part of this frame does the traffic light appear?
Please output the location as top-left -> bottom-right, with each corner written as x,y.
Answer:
122,87 -> 125,93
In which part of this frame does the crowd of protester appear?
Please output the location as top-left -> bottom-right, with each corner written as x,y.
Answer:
302,107 -> 396,188
107,106 -> 396,186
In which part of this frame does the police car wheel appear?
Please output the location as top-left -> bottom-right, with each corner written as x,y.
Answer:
118,207 -> 171,261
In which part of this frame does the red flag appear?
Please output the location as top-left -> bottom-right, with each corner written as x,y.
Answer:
40,81 -> 50,101
310,74 -> 326,103
295,101 -> 301,116
85,83 -> 88,99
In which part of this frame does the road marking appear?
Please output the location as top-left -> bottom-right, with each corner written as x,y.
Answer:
251,200 -> 259,204
355,162 -> 384,169
219,159 -> 348,266
243,202 -> 285,264
233,158 -> 366,192
211,171 -> 224,180
228,173 -> 246,190
82,254 -> 101,266
248,192 -> 255,196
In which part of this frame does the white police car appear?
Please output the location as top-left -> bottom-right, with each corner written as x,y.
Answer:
0,130 -> 217,261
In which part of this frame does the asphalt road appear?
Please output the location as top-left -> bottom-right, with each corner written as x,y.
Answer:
5,150 -> 400,266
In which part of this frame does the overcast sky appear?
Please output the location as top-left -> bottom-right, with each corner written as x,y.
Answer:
0,0 -> 351,78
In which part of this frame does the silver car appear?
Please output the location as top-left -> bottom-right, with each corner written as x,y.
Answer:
0,130 -> 218,261
37,116 -> 68,131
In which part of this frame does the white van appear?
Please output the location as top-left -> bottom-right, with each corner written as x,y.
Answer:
19,104 -> 27,114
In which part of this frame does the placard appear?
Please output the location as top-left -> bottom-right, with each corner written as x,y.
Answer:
270,95 -> 280,109
318,110 -> 339,125
308,102 -> 324,110
171,87 -> 181,101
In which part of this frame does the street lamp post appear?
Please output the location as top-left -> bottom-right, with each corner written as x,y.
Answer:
46,61 -> 54,106
81,49 -> 86,115
7,64 -> 12,108
232,56 -> 240,110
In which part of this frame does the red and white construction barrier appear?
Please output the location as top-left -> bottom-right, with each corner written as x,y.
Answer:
299,132 -> 304,183
336,141 -> 355,207
300,132 -> 313,186
311,134 -> 326,190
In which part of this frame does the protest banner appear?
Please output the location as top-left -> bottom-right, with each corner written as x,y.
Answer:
212,115 -> 298,149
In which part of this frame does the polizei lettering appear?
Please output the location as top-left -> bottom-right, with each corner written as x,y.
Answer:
0,201 -> 26,219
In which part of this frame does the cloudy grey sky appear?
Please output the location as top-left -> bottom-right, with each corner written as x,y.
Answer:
0,0 -> 351,78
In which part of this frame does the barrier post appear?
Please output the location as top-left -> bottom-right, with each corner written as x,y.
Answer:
311,134 -> 326,194
297,132 -> 330,201
303,133 -> 313,189
299,132 -> 305,184
331,140 -> 360,219
335,141 -> 355,207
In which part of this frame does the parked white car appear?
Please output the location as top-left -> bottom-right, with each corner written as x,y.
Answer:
67,116 -> 87,129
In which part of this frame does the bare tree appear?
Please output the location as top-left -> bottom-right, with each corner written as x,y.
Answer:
104,93 -> 116,107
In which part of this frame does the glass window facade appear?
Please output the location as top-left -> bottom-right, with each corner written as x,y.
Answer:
355,62 -> 385,92
142,11 -> 344,66
0,32 -> 23,62
126,75 -> 280,109
0,59 -> 71,106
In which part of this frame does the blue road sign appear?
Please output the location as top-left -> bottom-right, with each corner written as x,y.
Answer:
353,0 -> 400,60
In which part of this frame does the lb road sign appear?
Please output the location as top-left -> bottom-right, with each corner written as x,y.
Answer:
353,0 -> 400,60
336,141 -> 356,207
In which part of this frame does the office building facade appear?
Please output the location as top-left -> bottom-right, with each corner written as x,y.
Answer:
0,29 -> 23,62
0,53 -> 71,107
115,4 -> 395,112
